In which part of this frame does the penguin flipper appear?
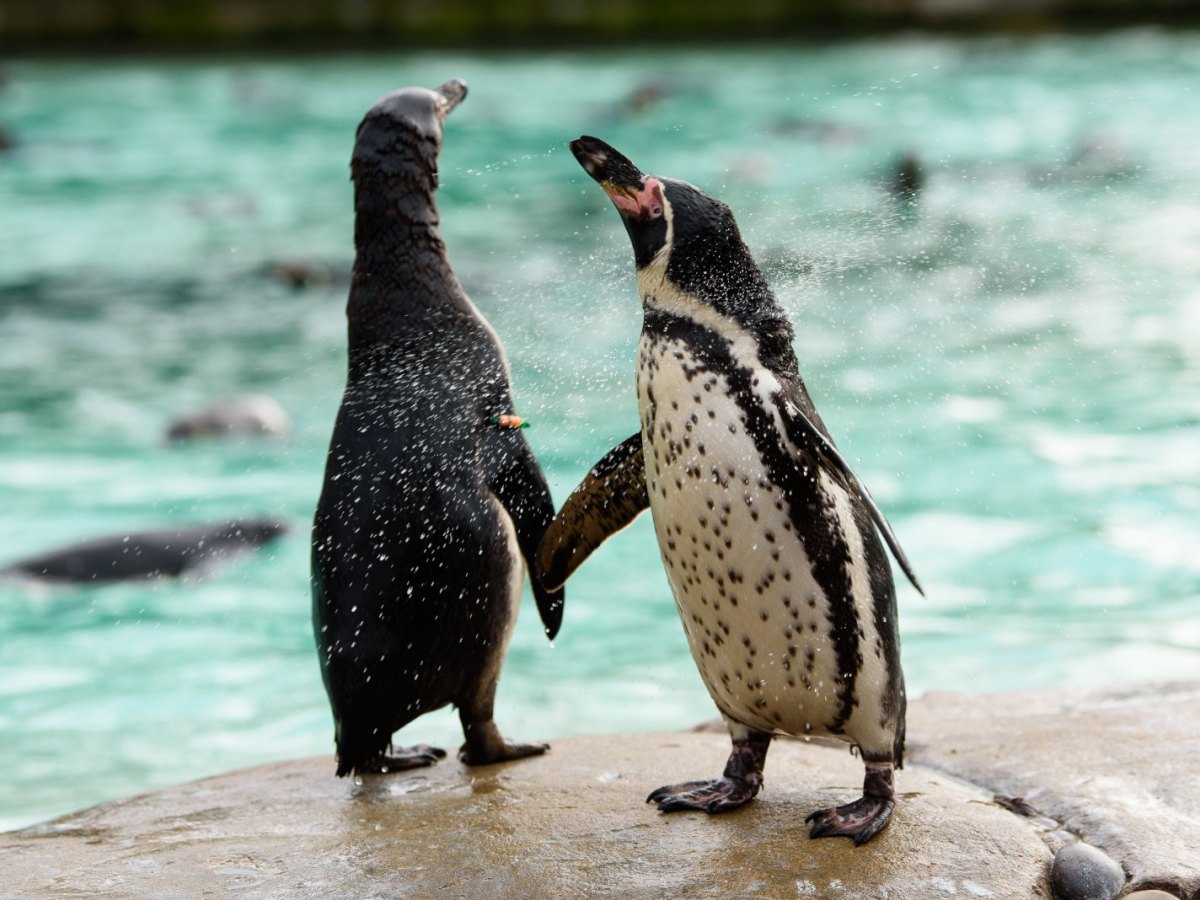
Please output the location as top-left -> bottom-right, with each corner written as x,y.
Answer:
536,433 -> 648,592
483,429 -> 565,640
777,396 -> 924,597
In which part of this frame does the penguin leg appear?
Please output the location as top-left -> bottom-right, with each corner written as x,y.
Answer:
457,680 -> 548,766
647,723 -> 772,814
805,758 -> 895,845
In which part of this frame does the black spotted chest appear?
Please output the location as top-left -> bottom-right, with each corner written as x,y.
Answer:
634,332 -> 854,736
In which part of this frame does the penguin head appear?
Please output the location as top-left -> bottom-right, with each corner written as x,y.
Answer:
571,136 -> 669,269
572,135 -> 789,355
571,135 -> 744,276
351,79 -> 468,224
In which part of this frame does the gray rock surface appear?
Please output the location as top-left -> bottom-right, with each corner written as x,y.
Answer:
1051,842 -> 1125,900
907,682 -> 1200,898
1,732 -> 1050,899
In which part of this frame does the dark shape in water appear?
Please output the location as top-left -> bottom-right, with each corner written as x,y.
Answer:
264,259 -> 344,290
886,151 -> 924,203
165,394 -> 291,442
539,135 -> 922,845
769,116 -> 867,144
311,79 -> 561,778
0,518 -> 290,584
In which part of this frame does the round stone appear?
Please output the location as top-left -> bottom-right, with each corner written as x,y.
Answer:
1050,842 -> 1126,900
1122,892 -> 1180,899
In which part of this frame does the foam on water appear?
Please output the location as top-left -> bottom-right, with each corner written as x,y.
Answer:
2,33 -> 1199,829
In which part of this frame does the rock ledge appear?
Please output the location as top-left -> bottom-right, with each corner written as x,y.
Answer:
3,732 -> 1049,899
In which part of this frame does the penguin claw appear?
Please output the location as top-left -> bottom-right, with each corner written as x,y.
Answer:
805,795 -> 895,845
411,744 -> 450,760
647,777 -> 757,814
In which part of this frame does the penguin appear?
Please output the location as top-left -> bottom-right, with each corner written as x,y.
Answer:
166,394 -> 291,442
537,136 -> 923,845
885,151 -> 924,203
1,518 -> 288,584
311,80 -> 562,777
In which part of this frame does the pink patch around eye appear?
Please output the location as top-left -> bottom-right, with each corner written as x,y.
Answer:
608,192 -> 640,217
607,177 -> 665,220
642,179 -> 665,219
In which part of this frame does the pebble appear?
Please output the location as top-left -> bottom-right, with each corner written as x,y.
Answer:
1050,842 -> 1126,900
1123,892 -> 1180,899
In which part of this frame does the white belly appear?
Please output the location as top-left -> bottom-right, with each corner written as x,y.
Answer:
481,495 -> 525,689
637,334 -> 893,749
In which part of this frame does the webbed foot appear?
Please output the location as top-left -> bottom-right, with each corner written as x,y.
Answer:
459,716 -> 548,766
806,794 -> 894,844
806,760 -> 895,845
647,777 -> 758,813
357,744 -> 447,774
458,739 -> 549,766
647,727 -> 772,815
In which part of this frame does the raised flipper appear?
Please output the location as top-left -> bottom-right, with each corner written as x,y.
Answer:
775,383 -> 924,596
483,425 -> 565,639
535,433 -> 648,591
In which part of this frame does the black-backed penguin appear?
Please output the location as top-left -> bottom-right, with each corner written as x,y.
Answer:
311,80 -> 562,777
1,518 -> 288,584
538,136 -> 923,844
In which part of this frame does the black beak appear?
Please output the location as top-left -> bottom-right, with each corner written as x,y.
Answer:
435,78 -> 468,116
570,135 -> 644,193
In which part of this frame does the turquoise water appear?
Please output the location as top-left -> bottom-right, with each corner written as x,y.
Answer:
2,32 -> 1199,830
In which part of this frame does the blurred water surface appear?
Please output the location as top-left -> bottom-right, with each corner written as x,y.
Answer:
2,32 -> 1199,829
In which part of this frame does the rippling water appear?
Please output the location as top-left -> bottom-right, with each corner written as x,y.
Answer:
2,32 -> 1199,829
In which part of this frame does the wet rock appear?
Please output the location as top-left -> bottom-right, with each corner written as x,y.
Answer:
908,682 -> 1200,897
1051,842 -> 1125,900
1042,829 -> 1075,853
0,733 -> 1052,897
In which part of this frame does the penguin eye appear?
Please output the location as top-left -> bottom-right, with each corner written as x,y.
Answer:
644,180 -> 665,219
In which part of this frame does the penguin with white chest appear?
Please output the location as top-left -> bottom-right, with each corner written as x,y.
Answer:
312,80 -> 562,777
538,136 -> 923,844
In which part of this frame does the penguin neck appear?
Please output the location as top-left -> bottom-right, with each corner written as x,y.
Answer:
346,180 -> 475,365
638,253 -> 799,376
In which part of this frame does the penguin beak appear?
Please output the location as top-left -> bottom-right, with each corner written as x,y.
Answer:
435,78 -> 468,118
570,135 -> 664,221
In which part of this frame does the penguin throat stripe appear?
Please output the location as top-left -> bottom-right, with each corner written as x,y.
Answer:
640,276 -> 779,403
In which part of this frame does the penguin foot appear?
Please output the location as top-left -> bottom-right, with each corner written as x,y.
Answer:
458,740 -> 549,766
459,716 -> 548,765
646,777 -> 758,814
806,760 -> 896,845
648,728 -> 772,814
805,794 -> 894,845
357,744 -> 447,774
